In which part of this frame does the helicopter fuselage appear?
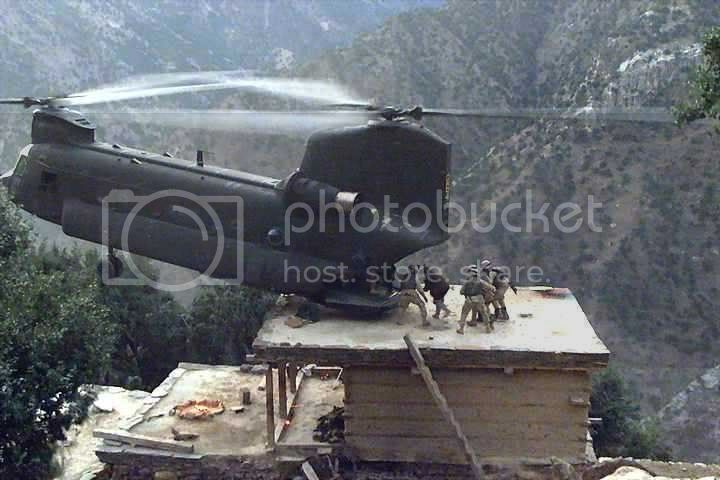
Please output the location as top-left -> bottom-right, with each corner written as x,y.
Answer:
2,107 -> 451,310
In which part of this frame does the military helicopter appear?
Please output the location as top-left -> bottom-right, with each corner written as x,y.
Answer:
0,72 -> 675,311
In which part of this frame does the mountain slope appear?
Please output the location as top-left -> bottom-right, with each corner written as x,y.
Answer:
296,0 -> 720,417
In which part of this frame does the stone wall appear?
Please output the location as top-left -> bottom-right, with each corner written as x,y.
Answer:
97,446 -> 282,480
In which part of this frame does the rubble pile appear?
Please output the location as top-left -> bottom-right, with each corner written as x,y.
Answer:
313,406 -> 345,443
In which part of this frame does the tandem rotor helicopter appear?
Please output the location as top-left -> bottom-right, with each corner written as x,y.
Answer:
0,72 -> 674,311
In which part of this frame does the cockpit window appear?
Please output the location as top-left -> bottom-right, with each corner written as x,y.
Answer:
15,155 -> 28,178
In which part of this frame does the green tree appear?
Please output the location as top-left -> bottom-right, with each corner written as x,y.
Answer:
0,190 -> 115,479
590,369 -> 672,460
92,254 -> 189,390
187,285 -> 276,364
675,27 -> 720,125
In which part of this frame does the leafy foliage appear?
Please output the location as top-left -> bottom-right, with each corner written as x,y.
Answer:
675,27 -> 720,125
590,369 -> 672,460
92,254 -> 189,390
187,285 -> 276,365
0,192 -> 115,479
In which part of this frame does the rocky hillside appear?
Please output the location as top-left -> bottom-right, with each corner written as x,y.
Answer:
658,365 -> 720,463
295,0 -> 720,425
0,0 -> 442,169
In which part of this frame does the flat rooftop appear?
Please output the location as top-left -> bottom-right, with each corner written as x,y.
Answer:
254,286 -> 610,369
95,363 -> 341,463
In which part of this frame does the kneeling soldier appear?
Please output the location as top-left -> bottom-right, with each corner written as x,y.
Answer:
397,265 -> 429,326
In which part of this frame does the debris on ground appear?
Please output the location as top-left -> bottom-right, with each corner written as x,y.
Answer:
231,406 -> 246,414
250,364 -> 268,375
313,406 -> 344,443
171,399 -> 225,419
170,427 -> 199,441
286,317 -> 307,328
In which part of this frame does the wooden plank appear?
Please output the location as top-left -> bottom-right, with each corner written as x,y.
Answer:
404,334 -> 483,480
345,418 -> 587,441
266,365 -> 275,448
253,341 -> 609,370
344,402 -> 587,423
345,382 -> 589,406
301,461 -> 320,480
278,362 -> 288,419
275,367 -> 307,443
345,367 -> 590,389
93,429 -> 194,453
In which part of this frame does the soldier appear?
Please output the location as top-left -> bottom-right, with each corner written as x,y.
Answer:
480,260 -> 518,321
457,265 -> 496,334
396,265 -> 429,326
422,264 -> 452,320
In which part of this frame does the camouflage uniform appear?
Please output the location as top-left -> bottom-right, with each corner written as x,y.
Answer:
397,266 -> 429,325
457,272 -> 495,334
481,261 -> 517,321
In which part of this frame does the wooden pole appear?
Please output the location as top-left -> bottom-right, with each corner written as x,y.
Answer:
278,362 -> 288,419
403,334 -> 483,480
265,365 -> 275,448
288,363 -> 298,393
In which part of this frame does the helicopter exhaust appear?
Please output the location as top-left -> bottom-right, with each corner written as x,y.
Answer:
283,171 -> 360,214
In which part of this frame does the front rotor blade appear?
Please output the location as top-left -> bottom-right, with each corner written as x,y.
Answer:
0,98 -> 27,105
88,109 -> 374,134
421,107 -> 677,123
57,73 -> 366,107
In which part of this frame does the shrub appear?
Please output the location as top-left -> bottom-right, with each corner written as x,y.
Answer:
590,369 -> 672,460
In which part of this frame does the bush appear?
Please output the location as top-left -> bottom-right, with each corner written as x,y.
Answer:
675,27 -> 720,125
94,256 -> 188,390
590,369 -> 672,460
187,286 -> 277,365
0,192 -> 115,479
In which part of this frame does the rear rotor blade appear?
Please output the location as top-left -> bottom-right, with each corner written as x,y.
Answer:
421,107 -> 677,123
0,97 -> 45,108
88,109 -> 374,134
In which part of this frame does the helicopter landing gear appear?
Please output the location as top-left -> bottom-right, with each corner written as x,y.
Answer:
97,248 -> 124,279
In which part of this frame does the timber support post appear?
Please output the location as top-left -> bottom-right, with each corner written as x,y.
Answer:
288,363 -> 298,393
278,362 -> 288,419
265,365 -> 275,448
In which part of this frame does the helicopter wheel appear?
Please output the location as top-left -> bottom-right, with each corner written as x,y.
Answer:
97,251 -> 124,279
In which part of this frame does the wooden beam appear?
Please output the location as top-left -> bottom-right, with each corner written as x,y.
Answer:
288,363 -> 298,393
278,362 -> 288,419
266,365 -> 275,448
275,367 -> 307,443
403,334 -> 484,480
301,461 -> 320,480
93,429 -> 194,453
